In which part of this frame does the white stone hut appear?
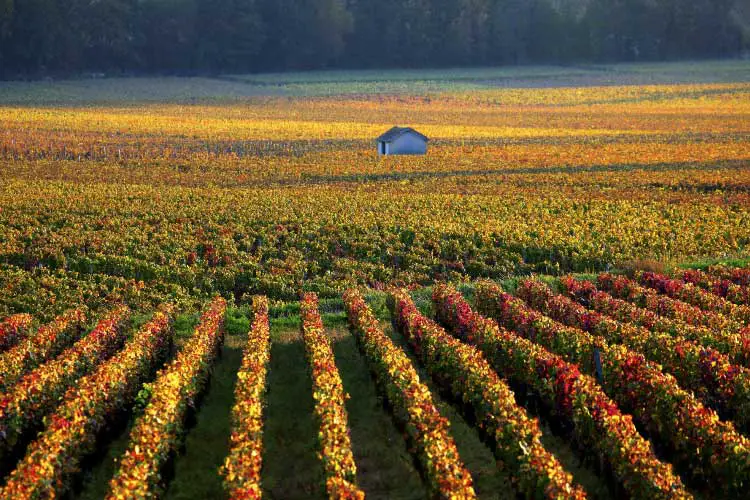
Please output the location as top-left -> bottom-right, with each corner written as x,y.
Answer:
376,127 -> 429,155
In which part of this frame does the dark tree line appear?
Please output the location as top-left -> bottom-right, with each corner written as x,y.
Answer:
0,0 -> 747,78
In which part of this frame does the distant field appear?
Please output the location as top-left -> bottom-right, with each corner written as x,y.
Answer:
1,62 -> 750,498
2,65 -> 749,314
1,60 -> 749,104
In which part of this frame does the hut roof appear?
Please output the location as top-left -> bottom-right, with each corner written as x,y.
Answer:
376,126 -> 429,143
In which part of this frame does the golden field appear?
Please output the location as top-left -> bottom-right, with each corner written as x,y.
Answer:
1,67 -> 749,316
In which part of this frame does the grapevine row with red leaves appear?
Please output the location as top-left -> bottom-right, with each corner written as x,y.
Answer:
342,289 -> 476,499
706,265 -> 750,287
0,305 -> 128,462
638,271 -> 750,324
681,268 -> 750,306
0,314 -> 32,351
474,281 -> 750,494
517,279 -> 750,429
390,288 -> 586,499
0,308 -> 87,392
559,276 -> 750,366
221,296 -> 271,500
596,273 -> 742,333
0,306 -> 174,499
300,293 -> 364,499
106,297 -> 226,499
432,284 -> 690,499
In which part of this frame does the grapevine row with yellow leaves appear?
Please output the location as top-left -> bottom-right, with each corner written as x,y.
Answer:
220,296 -> 271,499
0,306 -> 174,499
106,297 -> 226,499
0,308 -> 87,392
432,284 -> 690,499
0,305 -> 128,462
389,288 -> 587,499
474,281 -> 750,495
300,293 -> 364,499
342,289 -> 476,499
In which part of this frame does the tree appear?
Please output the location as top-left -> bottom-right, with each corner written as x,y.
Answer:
195,0 -> 265,72
380,0 -> 436,66
489,0 -> 534,64
0,0 -> 11,36
0,0 -> 12,72
0,0 -> 747,77
732,0 -> 750,51
67,0 -> 138,71
4,0 -> 67,73
344,0 -> 388,67
526,0 -> 565,61
136,0 -> 199,72
584,0 -> 639,61
258,0 -> 352,70
437,0 -> 491,64
670,0 -> 741,57
315,0 -> 354,63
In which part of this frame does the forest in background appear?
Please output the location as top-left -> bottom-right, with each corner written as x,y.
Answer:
0,0 -> 749,78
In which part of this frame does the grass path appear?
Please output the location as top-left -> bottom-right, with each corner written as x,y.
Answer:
260,328 -> 325,499
381,319 -> 515,499
328,326 -> 426,499
164,334 -> 245,499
